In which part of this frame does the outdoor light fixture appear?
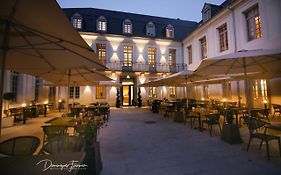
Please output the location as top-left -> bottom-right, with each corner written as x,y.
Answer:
126,75 -> 130,79
263,100 -> 267,104
201,98 -> 205,101
222,98 -> 226,102
22,103 -> 26,107
58,99 -> 62,103
44,100 -> 48,104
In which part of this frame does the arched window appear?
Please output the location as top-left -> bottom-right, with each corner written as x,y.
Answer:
97,16 -> 107,31
146,21 -> 155,36
123,19 -> 132,34
166,24 -> 174,38
71,13 -> 83,29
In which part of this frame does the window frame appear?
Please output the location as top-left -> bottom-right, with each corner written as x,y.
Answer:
123,45 -> 133,67
123,19 -> 133,34
97,16 -> 107,32
217,23 -> 229,52
199,36 -> 207,60
168,49 -> 176,66
146,22 -> 156,37
148,47 -> 157,67
96,43 -> 107,64
71,14 -> 83,29
96,86 -> 106,99
187,45 -> 192,65
166,24 -> 174,38
69,86 -> 80,99
244,4 -> 262,41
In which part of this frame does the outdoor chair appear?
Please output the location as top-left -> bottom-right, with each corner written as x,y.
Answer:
42,125 -> 68,144
272,104 -> 281,118
0,136 -> 40,156
246,117 -> 281,160
184,107 -> 199,128
201,113 -> 221,136
98,106 -> 110,122
40,135 -> 85,154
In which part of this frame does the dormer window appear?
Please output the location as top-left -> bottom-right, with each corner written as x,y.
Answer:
123,19 -> 132,34
166,24 -> 174,38
97,16 -> 107,31
203,8 -> 211,22
71,13 -> 82,29
146,22 -> 155,37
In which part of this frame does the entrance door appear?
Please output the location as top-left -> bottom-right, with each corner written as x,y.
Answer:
122,85 -> 134,106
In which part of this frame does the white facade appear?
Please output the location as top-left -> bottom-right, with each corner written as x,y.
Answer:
183,0 -> 281,107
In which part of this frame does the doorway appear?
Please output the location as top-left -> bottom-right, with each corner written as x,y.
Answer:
121,78 -> 135,106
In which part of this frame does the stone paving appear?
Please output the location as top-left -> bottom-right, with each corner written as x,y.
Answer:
99,108 -> 281,175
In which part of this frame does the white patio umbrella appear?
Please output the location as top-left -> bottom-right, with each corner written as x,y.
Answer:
194,49 -> 281,112
0,0 -> 106,136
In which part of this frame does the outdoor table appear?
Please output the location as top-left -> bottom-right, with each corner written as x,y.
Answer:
0,152 -> 86,175
192,108 -> 218,131
268,123 -> 281,135
45,117 -> 76,126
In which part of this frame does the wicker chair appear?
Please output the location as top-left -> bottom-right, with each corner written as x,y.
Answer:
0,136 -> 40,156
183,107 -> 199,128
246,117 -> 281,160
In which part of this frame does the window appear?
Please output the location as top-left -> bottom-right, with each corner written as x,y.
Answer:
203,8 -> 211,22
123,45 -> 133,67
10,71 -> 19,102
187,45 -> 192,65
148,47 -> 157,67
169,86 -> 176,97
169,49 -> 176,66
96,86 -> 106,99
166,24 -> 174,38
261,80 -> 267,100
69,86 -> 80,99
244,5 -> 262,41
199,36 -> 207,60
146,22 -> 155,36
96,43 -> 106,64
149,87 -> 157,98
123,19 -> 132,34
218,24 -> 229,52
71,13 -> 82,29
97,16 -> 107,31
35,77 -> 42,101
222,82 -> 231,99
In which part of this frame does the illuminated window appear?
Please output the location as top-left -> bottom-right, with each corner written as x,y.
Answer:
123,19 -> 132,34
148,47 -> 157,67
187,45 -> 192,65
96,86 -> 106,99
169,49 -> 176,66
71,13 -> 82,29
69,86 -> 80,99
199,36 -> 207,60
166,24 -> 174,38
244,5 -> 262,41
217,23 -> 229,52
123,45 -> 133,67
253,80 -> 259,99
169,86 -> 176,97
146,22 -> 155,36
97,16 -> 107,31
149,87 -> 157,98
96,43 -> 106,64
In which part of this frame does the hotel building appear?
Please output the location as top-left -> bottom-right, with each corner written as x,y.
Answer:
1,0 -> 281,112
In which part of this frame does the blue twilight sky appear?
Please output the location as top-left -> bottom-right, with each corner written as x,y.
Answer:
57,0 -> 225,22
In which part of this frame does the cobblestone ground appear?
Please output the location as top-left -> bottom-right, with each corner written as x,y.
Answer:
99,108 -> 281,175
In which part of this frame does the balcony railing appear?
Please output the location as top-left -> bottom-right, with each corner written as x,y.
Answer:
106,61 -> 187,73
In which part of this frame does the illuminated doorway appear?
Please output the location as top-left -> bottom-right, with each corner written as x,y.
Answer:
121,78 -> 135,106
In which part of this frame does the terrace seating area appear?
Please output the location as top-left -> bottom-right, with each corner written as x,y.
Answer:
150,98 -> 281,160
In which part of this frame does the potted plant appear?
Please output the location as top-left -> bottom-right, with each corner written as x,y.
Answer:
137,88 -> 142,107
221,109 -> 242,144
116,88 -> 121,108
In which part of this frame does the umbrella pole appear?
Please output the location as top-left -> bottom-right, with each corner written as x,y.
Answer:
0,20 -> 10,137
242,57 -> 251,115
66,70 -> 71,112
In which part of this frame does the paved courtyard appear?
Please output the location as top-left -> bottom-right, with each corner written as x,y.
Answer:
99,108 -> 281,175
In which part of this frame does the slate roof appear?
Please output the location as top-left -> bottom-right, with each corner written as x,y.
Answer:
62,8 -> 198,42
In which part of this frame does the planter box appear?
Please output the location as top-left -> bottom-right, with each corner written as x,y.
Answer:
221,124 -> 242,144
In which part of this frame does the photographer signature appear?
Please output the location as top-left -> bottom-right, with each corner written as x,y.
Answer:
36,159 -> 87,172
